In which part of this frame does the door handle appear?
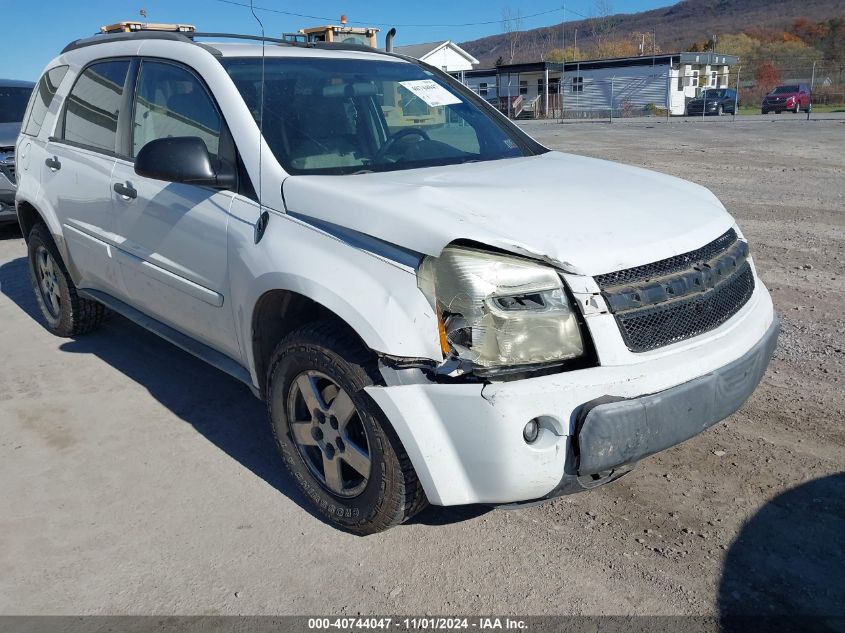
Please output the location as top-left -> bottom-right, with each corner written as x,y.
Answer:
45,157 -> 61,171
113,182 -> 137,200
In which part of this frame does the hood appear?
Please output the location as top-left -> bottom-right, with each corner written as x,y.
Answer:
281,151 -> 734,276
0,122 -> 22,149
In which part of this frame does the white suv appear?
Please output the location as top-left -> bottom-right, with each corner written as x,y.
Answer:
15,28 -> 778,534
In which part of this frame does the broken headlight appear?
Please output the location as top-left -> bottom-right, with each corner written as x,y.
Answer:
418,246 -> 584,371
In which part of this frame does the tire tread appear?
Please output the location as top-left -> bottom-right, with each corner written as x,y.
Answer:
266,320 -> 427,534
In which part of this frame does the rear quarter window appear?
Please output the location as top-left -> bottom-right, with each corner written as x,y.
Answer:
22,66 -> 68,137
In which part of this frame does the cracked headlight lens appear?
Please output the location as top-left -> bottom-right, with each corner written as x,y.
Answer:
418,245 -> 584,370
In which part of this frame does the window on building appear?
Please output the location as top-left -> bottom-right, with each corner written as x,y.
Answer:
690,70 -> 699,88
63,60 -> 130,153
519,80 -> 528,96
479,82 -> 488,96
536,78 -> 560,94
710,71 -> 718,87
571,76 -> 583,93
132,61 -> 221,159
677,73 -> 684,91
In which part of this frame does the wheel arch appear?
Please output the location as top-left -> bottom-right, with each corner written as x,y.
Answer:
250,288 -> 377,399
15,199 -> 45,240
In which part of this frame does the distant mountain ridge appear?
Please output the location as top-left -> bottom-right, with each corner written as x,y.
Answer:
460,0 -> 844,67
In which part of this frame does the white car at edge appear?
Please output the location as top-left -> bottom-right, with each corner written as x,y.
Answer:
14,25 -> 778,534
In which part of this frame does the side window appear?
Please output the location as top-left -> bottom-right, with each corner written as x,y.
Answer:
23,66 -> 68,137
63,60 -> 130,152
132,61 -> 221,159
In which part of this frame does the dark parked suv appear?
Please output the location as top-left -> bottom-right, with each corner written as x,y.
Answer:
1,79 -> 35,224
686,88 -> 737,116
761,84 -> 811,114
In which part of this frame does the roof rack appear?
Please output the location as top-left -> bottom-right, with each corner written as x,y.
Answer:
61,28 -> 399,58
101,21 -> 195,34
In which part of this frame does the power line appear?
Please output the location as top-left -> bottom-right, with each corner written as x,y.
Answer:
213,0 -> 569,28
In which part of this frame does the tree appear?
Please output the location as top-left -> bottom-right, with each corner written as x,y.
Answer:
632,31 -> 661,55
547,47 -> 583,62
593,37 -> 637,59
589,0 -> 617,50
755,62 -> 781,95
717,33 -> 760,62
501,7 -> 524,64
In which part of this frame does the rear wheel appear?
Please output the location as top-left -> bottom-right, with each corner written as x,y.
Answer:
27,223 -> 106,337
267,321 -> 427,534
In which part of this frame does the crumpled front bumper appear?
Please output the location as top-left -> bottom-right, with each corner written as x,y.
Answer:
366,283 -> 777,507
576,315 -> 778,475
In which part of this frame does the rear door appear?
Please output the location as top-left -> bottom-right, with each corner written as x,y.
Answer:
43,59 -> 131,295
110,58 -> 240,358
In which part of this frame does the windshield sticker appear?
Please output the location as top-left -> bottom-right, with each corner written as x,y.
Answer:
399,80 -> 462,107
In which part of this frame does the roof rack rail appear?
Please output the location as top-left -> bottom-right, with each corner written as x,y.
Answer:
61,28 -> 400,58
62,30 -> 192,53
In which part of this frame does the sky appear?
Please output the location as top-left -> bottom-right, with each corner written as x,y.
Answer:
0,0 -> 674,81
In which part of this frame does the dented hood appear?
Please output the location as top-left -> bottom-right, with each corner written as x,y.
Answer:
281,151 -> 735,276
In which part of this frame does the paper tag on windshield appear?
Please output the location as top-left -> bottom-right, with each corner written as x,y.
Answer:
399,80 -> 462,107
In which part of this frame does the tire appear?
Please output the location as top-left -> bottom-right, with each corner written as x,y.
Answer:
761,109 -> 768,115
267,320 -> 427,534
26,223 -> 106,337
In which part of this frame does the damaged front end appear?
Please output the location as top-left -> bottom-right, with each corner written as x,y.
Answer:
414,244 -> 595,380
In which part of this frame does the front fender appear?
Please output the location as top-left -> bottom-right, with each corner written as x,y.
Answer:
227,198 -> 443,387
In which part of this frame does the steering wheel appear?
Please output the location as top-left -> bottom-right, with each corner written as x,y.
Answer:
374,127 -> 430,163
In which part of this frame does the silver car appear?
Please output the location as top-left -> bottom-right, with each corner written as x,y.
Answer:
0,79 -> 34,224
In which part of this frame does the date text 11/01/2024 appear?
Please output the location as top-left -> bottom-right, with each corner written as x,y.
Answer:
308,617 -> 528,630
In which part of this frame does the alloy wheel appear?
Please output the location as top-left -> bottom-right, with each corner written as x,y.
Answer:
287,370 -> 372,497
35,245 -> 61,318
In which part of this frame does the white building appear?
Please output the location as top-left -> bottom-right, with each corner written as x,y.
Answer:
462,52 -> 737,117
394,41 -> 480,76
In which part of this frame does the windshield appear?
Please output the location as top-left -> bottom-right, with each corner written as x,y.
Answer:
772,86 -> 799,94
221,56 -> 538,175
0,86 -> 33,124
702,89 -> 728,98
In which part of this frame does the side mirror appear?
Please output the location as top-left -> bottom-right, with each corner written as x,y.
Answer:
135,137 -> 235,190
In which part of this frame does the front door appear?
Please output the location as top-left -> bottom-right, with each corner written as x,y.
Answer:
110,59 -> 240,359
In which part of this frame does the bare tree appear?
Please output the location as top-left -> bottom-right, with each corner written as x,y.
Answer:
501,6 -> 524,64
589,0 -> 616,50
536,28 -> 555,61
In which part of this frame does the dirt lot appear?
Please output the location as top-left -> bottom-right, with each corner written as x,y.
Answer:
1,117 -> 843,618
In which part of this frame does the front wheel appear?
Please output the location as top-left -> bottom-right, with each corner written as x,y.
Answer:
27,223 -> 106,337
267,321 -> 427,534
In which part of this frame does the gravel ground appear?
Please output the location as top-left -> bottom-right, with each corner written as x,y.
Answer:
0,117 -> 843,618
